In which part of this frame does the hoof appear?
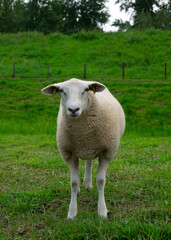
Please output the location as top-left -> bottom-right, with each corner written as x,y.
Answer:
67,205 -> 77,219
98,209 -> 108,219
67,211 -> 77,220
84,179 -> 93,189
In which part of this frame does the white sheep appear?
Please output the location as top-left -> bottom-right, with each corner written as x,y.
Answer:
42,78 -> 125,219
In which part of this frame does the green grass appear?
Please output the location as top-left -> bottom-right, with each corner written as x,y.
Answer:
0,29 -> 171,80
0,135 -> 170,239
0,78 -> 170,136
0,77 -> 170,239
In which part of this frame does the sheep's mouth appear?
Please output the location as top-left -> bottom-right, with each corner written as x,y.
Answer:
69,113 -> 80,119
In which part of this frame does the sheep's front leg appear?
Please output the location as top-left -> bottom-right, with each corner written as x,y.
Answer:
84,160 -> 93,189
67,157 -> 79,219
96,158 -> 109,218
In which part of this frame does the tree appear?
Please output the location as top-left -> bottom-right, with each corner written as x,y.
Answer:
61,0 -> 109,34
115,0 -> 159,13
13,0 -> 25,32
112,19 -> 131,31
0,0 -> 109,34
60,0 -> 79,34
113,0 -> 171,30
24,0 -> 40,31
25,0 -> 63,34
37,0 -> 64,34
0,0 -> 15,32
153,0 -> 171,29
132,0 -> 159,29
78,0 -> 109,31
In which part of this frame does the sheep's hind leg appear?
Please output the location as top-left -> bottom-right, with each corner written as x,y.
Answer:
96,157 -> 109,218
67,157 -> 79,219
84,160 -> 93,189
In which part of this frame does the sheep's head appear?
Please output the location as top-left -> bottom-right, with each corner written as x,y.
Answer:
41,78 -> 105,118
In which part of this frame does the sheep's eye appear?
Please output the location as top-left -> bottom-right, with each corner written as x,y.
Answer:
60,89 -> 67,96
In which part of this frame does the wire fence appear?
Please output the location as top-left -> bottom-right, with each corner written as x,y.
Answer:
0,62 -> 170,81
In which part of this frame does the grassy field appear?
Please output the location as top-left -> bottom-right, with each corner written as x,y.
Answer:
0,29 -> 171,80
0,78 -> 170,239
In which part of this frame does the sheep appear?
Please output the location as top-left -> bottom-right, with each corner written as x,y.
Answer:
41,78 -> 125,219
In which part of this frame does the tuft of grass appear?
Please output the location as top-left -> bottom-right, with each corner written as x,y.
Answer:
71,30 -> 100,41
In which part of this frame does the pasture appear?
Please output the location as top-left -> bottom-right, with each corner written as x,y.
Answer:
0,30 -> 171,80
0,78 -> 170,239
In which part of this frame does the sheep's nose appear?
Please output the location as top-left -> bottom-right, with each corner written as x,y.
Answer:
68,107 -> 80,114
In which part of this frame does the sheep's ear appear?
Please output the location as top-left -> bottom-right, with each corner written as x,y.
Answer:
41,84 -> 60,95
88,82 -> 106,93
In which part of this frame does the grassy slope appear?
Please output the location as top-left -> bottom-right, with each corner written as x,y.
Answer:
0,78 -> 170,239
0,79 -> 170,136
0,29 -> 171,239
0,29 -> 171,80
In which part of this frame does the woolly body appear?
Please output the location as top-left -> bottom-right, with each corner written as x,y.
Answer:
42,78 -> 125,219
57,88 -> 125,162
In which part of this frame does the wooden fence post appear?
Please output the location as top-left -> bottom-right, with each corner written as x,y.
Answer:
47,63 -> 49,79
12,62 -> 15,77
165,62 -> 167,80
122,62 -> 125,80
84,64 -> 86,79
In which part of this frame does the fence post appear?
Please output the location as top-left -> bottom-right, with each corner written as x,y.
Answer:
122,62 -> 125,80
12,62 -> 15,77
84,64 -> 86,79
165,62 -> 167,80
47,63 -> 49,79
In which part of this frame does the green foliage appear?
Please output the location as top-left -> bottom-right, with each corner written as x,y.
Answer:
0,0 -> 109,34
113,19 -> 131,31
77,0 -> 109,31
0,0 -> 15,33
60,0 -> 79,34
57,0 -> 109,34
152,3 -> 171,30
115,0 -> 159,14
24,0 -> 64,34
13,0 -> 25,32
114,0 -> 171,30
